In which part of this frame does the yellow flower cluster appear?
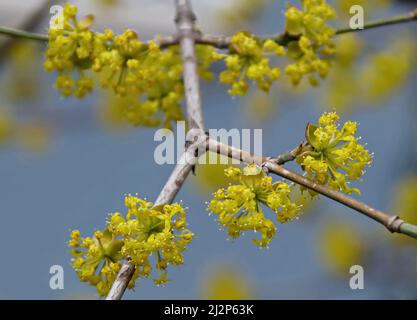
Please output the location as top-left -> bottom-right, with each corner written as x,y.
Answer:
44,4 -> 95,98
108,195 -> 193,286
296,112 -> 372,194
219,1 -> 336,95
208,164 -> 299,247
219,32 -> 284,96
69,195 -> 193,295
284,0 -> 336,86
69,228 -> 128,297
44,4 -> 222,128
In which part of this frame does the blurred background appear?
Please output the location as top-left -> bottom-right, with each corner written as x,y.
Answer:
0,0 -> 416,299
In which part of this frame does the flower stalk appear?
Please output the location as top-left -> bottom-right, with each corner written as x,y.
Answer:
0,26 -> 48,42
336,8 -> 417,35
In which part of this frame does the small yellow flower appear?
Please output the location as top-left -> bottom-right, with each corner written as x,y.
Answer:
68,228 -> 126,296
297,112 -> 372,194
44,4 -> 95,97
284,0 -> 336,86
219,32 -> 283,96
107,195 -> 193,285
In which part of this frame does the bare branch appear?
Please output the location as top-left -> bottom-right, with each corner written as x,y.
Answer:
174,0 -> 205,131
196,7 -> 417,48
2,7 -> 416,51
104,263 -> 135,300
0,26 -> 48,42
106,0 -> 207,300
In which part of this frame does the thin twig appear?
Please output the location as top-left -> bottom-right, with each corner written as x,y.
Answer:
273,141 -> 309,165
336,8 -> 417,34
2,7 -> 416,49
0,0 -> 58,60
206,138 -> 417,239
0,26 -> 48,42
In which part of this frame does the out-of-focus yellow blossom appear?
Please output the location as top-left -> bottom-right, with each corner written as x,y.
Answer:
96,0 -> 120,7
208,164 -> 299,247
391,176 -> 417,245
325,34 -> 415,111
193,152 -> 238,194
0,110 -> 50,152
15,120 -> 51,153
218,0 -> 267,30
284,0 -> 336,86
96,91 -> 131,130
70,195 -> 193,295
324,34 -> 363,111
296,112 -> 372,194
201,266 -> 253,299
196,45 -> 225,81
245,91 -> 276,124
108,195 -> 194,286
0,110 -> 12,144
6,42 -> 41,99
44,4 -> 95,98
69,228 -> 128,297
333,35 -> 363,69
97,83 -> 183,129
359,38 -> 415,104
219,32 -> 283,96
318,219 -> 365,274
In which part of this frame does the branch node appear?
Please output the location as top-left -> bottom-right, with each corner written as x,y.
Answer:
175,4 -> 196,25
261,158 -> 273,173
386,216 -> 404,233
